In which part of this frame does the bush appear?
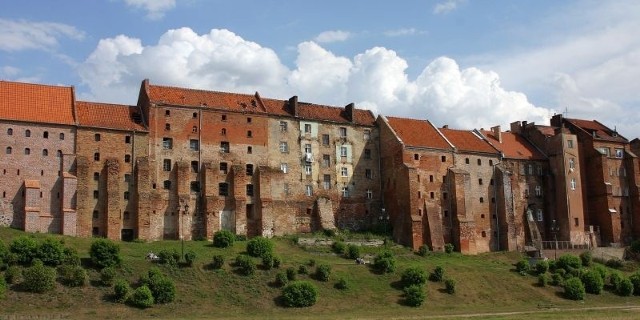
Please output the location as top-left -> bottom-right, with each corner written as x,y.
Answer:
606,258 -> 624,269
158,249 -> 180,266
401,267 -> 427,288
430,266 -> 445,282
332,241 -> 346,255
346,244 -> 360,259
57,264 -> 86,287
213,230 -> 235,248
184,250 -> 197,267
417,245 -> 430,257
281,281 -> 318,308
22,260 -> 56,293
515,259 -> 529,274
62,247 -> 80,266
36,238 -> 65,266
273,256 -> 282,269
298,265 -> 308,275
564,277 -> 586,300
538,274 -> 549,287
0,276 -> 5,299
113,279 -> 130,303
556,254 -> 581,272
579,251 -> 592,267
89,239 -> 121,269
629,272 -> 640,295
100,266 -> 117,286
548,260 -> 557,272
445,278 -> 456,294
246,237 -> 274,258
580,270 -> 603,294
146,269 -> 176,304
617,277 -> 634,296
335,277 -> 349,290
609,271 -> 623,289
10,236 -> 38,265
403,284 -> 425,307
534,260 -> 549,275
286,267 -> 296,281
0,239 -> 7,264
592,265 -> 608,282
211,255 -> 225,270
235,255 -> 256,276
551,273 -> 564,286
4,265 -> 21,284
373,251 -> 396,274
262,253 -> 275,270
129,285 -> 154,308
315,264 -> 331,282
444,243 -> 454,254
275,272 -> 288,287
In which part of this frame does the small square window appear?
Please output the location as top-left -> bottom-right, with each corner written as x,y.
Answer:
477,159 -> 482,166
93,172 -> 99,181
222,114 -> 227,121
93,210 -> 99,219
339,127 -> 347,138
247,117 -> 252,123
220,141 -> 230,153
441,156 -> 446,162
124,154 -> 131,163
365,169 -> 372,179
190,139 -> 200,151
304,123 -> 312,133
94,133 -> 101,141
280,121 -> 288,132
125,136 -> 131,144
322,134 -> 330,145
219,162 -> 228,174
163,180 -> 171,190
163,159 -> 172,171
165,110 -> 170,116
163,137 -> 173,149
279,142 -> 288,153
246,164 -> 254,176
246,184 -> 254,196
190,181 -> 200,192
280,163 -> 288,173
94,153 -> 100,161
165,123 -> 170,130
414,154 -> 419,160
193,112 -> 198,118
247,130 -> 252,138
341,167 -> 348,177
93,190 -> 99,199
247,146 -> 252,154
191,161 -> 199,173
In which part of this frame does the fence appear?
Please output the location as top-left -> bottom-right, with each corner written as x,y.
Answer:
540,240 -> 590,250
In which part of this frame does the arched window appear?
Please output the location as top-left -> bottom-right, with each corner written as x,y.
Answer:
25,129 -> 31,137
42,149 -> 48,156
6,147 -> 12,154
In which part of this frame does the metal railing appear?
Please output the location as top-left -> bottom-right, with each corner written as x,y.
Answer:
540,240 -> 590,250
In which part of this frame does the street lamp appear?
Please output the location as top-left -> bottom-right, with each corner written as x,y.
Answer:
551,219 -> 560,260
379,208 -> 389,236
181,203 -> 189,262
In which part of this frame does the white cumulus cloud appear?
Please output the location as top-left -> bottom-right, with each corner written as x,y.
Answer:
383,28 -> 424,37
433,0 -> 465,14
123,0 -> 176,20
0,19 -> 85,52
314,30 -> 351,43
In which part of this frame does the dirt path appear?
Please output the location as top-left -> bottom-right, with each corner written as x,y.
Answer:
394,304 -> 640,319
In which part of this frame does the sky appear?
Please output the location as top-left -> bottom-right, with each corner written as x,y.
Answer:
1,0 -> 639,138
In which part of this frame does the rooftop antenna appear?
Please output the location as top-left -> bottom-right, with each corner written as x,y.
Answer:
563,107 -> 569,118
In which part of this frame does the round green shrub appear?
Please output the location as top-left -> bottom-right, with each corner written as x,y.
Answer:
401,267 -> 427,288
262,253 -> 275,270
617,277 -> 634,296
335,277 -> 349,290
211,254 -> 225,270
213,230 -> 235,248
57,265 -> 86,287
564,277 -> 585,300
547,260 -> 557,272
235,255 -> 256,276
557,254 -> 581,271
579,251 -> 592,267
417,245 -> 430,257
129,285 -> 154,308
4,265 -> 21,284
22,260 -> 56,293
315,264 -> 331,282
403,284 -> 425,307
62,247 -> 80,266
184,250 -> 197,267
581,270 -> 604,294
515,259 -> 529,274
538,274 -> 549,287
373,251 -> 396,273
246,237 -> 274,258
36,238 -> 65,266
10,236 -> 38,265
534,260 -> 549,275
346,244 -> 360,259
444,243 -> 454,254
606,258 -> 624,269
297,265 -> 308,275
430,266 -> 445,282
286,267 -> 296,281
445,278 -> 456,294
158,249 -> 179,266
551,273 -> 564,286
592,265 -> 608,282
100,266 -> 117,286
609,271 -> 623,289
273,256 -> 282,269
628,272 -> 640,295
147,272 -> 176,304
281,281 -> 318,308
89,239 -> 122,269
113,279 -> 130,303
332,241 -> 346,255
275,272 -> 288,287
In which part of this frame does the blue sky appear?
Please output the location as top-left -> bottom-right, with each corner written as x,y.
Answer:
2,0 -> 639,138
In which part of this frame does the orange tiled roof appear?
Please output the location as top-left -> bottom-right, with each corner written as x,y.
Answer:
0,80 -> 75,125
297,102 -> 376,126
440,128 -> 498,154
482,130 -> 545,160
565,118 -> 627,143
385,116 -> 451,150
76,101 -> 147,131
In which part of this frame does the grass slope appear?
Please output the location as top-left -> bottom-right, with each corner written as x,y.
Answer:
0,227 -> 638,319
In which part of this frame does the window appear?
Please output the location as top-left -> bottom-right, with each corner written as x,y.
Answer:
165,123 -> 170,131
305,185 -> 313,196
5,147 -> 11,154
490,179 -> 494,185
280,121 -> 288,132
536,209 -> 543,222
25,129 -> 31,137
364,129 -> 370,141
220,141 -> 230,153
247,117 -> 252,123
279,142 -> 288,153
364,149 -> 371,159
57,150 -> 62,157
537,165 -> 543,175
94,153 -> 100,161
163,180 -> 172,190
479,197 -> 484,203
366,189 -> 373,199
535,186 -> 542,197
489,160 -> 493,166
339,127 -> 347,138
323,175 -> 331,189
7,128 -> 12,135
93,211 -> 98,219
478,178 -> 483,185
414,154 -> 419,160
163,159 -> 172,171
322,134 -> 330,145
365,169 -> 372,179
246,184 -> 254,196
95,133 -> 101,141
569,158 -> 575,170
341,167 -> 348,177
280,163 -> 288,173
190,181 -> 200,192
528,164 -> 533,175
93,190 -> 99,199
193,112 -> 198,118
247,146 -> 252,154
192,126 -> 198,133
567,139 -> 574,148
124,174 -> 131,183
191,161 -> 199,173
284,183 -> 290,195
465,158 -> 469,164
246,164 -> 253,176
222,114 -> 227,121
190,139 -> 200,151
615,148 -> 624,158
247,130 -> 252,138
304,164 -> 312,175
124,192 -> 129,200
93,172 -> 99,181
441,156 -> 446,162
570,178 -> 576,190
59,133 -> 65,140
598,147 -> 610,156
477,159 -> 482,166
322,154 -> 330,167
219,162 -> 228,174
125,135 -> 131,144
342,186 -> 350,197
165,110 -> 170,116
124,212 -> 130,220
162,138 -> 172,149
574,218 -> 579,227
304,123 -> 312,133
429,175 -> 434,182
124,154 -> 131,163
43,131 -> 48,138
221,128 -> 227,136
430,192 -> 435,199
340,146 -> 347,157
304,144 -> 312,154
219,183 -> 229,196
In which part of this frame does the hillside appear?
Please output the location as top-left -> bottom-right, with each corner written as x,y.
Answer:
0,227 -> 639,319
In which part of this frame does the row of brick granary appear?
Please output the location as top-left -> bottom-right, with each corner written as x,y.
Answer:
1,79 -> 639,254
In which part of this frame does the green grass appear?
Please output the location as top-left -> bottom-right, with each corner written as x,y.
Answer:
0,227 -> 639,319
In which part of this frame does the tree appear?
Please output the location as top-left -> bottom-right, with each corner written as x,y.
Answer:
90,239 -> 122,269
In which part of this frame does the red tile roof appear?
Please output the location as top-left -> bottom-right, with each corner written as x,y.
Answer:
297,102 -> 376,126
76,101 -> 147,131
385,116 -> 451,150
565,118 -> 627,143
535,125 -> 557,137
482,130 -> 545,160
0,80 -> 75,125
440,128 -> 499,154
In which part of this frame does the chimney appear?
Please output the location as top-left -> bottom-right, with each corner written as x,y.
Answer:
550,114 -> 563,127
491,125 -> 502,143
442,125 -> 448,129
288,96 -> 298,117
345,103 -> 354,122
510,121 -> 522,134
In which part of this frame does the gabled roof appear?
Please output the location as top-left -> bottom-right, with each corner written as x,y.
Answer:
0,80 -> 75,125
76,101 -> 147,131
385,116 -> 451,150
440,128 -> 499,154
564,118 -> 627,143
297,102 -> 376,126
482,130 -> 546,160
